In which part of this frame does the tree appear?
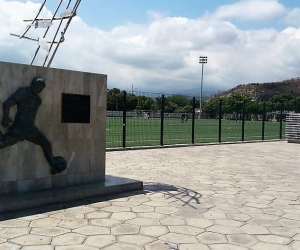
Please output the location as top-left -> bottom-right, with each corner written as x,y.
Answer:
203,97 -> 220,118
165,95 -> 190,113
126,93 -> 138,111
223,93 -> 251,114
166,95 -> 190,107
153,97 -> 162,112
107,88 -> 122,111
183,104 -> 193,113
245,101 -> 263,120
135,96 -> 154,111
268,94 -> 294,111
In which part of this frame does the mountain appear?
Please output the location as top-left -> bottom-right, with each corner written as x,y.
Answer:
211,77 -> 300,100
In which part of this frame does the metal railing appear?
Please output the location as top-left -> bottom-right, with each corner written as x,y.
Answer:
106,93 -> 285,149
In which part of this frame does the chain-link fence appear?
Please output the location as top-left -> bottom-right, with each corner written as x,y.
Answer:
106,91 -> 286,148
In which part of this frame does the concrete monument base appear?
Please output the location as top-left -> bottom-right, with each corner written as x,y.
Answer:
0,61 -> 143,213
0,176 -> 143,213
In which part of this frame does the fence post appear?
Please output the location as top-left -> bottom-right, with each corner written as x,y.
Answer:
219,99 -> 222,143
192,97 -> 195,144
122,91 -> 127,148
242,100 -> 245,141
160,94 -> 165,146
262,102 -> 266,140
280,102 -> 283,139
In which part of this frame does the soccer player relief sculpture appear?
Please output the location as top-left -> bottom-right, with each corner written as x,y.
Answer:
0,77 -> 67,175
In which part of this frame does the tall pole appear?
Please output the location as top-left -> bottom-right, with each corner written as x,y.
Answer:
199,56 -> 207,119
200,63 -> 204,116
295,95 -> 297,113
291,90 -> 296,113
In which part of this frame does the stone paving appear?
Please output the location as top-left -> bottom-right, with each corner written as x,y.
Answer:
1,141 -> 300,249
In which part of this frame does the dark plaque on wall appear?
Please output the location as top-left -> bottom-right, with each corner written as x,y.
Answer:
61,93 -> 91,123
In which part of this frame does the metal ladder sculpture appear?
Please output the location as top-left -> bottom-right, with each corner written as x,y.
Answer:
10,0 -> 81,67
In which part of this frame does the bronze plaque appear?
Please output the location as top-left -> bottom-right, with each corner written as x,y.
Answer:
61,93 -> 90,123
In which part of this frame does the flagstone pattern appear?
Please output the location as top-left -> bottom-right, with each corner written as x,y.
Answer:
0,141 -> 300,249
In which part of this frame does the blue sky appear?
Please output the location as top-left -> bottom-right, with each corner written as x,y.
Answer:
64,0 -> 299,28
39,0 -> 300,30
1,0 -> 300,96
81,0 -> 240,30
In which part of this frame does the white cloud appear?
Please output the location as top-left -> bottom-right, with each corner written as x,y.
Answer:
211,0 -> 285,21
284,8 -> 300,26
147,10 -> 167,21
1,0 -> 300,96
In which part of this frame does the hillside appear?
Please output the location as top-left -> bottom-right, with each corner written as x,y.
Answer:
212,77 -> 300,101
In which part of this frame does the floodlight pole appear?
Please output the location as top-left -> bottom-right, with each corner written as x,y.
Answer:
131,84 -> 137,94
199,56 -> 207,119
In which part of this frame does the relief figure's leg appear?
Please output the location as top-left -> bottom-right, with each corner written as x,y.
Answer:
26,130 -> 55,171
26,129 -> 67,175
0,132 -> 20,149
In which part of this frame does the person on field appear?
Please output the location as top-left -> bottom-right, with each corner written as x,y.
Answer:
180,113 -> 185,122
185,113 -> 188,122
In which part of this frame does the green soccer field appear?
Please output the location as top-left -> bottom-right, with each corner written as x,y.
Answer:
106,117 -> 285,148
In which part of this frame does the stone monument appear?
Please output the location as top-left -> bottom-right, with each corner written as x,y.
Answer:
0,61 -> 142,213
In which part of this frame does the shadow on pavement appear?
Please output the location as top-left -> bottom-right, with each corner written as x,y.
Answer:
0,182 -> 203,221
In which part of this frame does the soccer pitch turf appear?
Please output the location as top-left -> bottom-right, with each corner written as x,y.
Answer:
106,117 -> 285,148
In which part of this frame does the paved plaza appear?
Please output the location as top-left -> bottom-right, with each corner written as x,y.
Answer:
1,141 -> 300,249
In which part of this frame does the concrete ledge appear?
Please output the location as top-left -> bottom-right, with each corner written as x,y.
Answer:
0,176 -> 143,213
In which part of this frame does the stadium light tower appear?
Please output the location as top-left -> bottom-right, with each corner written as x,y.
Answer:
199,56 -> 208,119
131,84 -> 137,94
